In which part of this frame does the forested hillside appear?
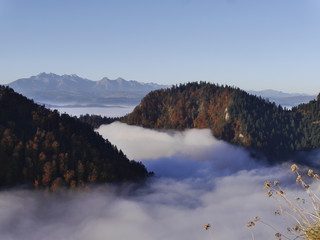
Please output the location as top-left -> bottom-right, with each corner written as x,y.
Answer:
294,95 -> 320,150
0,86 -> 148,190
76,114 -> 120,129
123,82 -> 320,158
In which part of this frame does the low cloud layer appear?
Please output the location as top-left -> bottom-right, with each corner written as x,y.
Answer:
0,169 -> 300,240
97,122 -> 264,178
98,122 -> 220,160
0,122 -> 312,240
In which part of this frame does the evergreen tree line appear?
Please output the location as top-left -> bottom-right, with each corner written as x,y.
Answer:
0,86 -> 148,190
76,114 -> 119,129
123,82 -> 320,158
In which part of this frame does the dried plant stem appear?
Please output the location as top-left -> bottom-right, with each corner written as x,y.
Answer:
248,164 -> 320,240
208,228 -> 214,240
271,194 -> 306,228
250,229 -> 255,240
258,219 -> 292,240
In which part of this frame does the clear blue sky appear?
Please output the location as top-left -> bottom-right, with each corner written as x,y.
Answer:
0,0 -> 319,94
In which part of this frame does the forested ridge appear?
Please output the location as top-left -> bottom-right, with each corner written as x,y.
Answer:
76,114 -> 120,129
123,82 -> 320,158
0,86 -> 148,190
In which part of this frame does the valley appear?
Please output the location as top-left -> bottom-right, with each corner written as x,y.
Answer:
2,1 -> 319,239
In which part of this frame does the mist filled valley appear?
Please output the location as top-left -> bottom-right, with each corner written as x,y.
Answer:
2,1 -> 320,239
1,82 -> 320,239
1,121 -> 319,240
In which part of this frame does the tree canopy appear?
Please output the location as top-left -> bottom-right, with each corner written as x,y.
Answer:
0,86 -> 148,190
123,82 -> 320,159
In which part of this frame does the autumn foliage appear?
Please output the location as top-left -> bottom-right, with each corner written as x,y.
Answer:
123,82 -> 320,159
0,86 -> 148,190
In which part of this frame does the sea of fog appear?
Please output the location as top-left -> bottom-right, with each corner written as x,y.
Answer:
0,122 -> 318,240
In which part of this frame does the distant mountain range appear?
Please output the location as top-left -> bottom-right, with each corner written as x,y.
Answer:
7,73 -> 316,108
248,89 -> 316,108
8,73 -> 168,106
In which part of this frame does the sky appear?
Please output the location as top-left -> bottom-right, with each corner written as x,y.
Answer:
0,0 -> 319,94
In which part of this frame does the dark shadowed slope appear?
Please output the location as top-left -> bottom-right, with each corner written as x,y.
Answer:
0,86 -> 148,189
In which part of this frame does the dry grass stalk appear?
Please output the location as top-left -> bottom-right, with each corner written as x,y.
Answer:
248,164 -> 320,240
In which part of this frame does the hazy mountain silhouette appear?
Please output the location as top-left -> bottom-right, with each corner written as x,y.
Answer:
248,89 -> 316,108
8,73 -> 168,106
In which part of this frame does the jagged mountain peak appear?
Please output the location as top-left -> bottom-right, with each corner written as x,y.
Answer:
7,73 -> 168,106
99,77 -> 111,81
115,77 -> 125,82
36,72 -> 58,77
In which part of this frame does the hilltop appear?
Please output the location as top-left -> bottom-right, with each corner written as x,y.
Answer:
0,86 -> 148,190
123,82 -> 320,159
